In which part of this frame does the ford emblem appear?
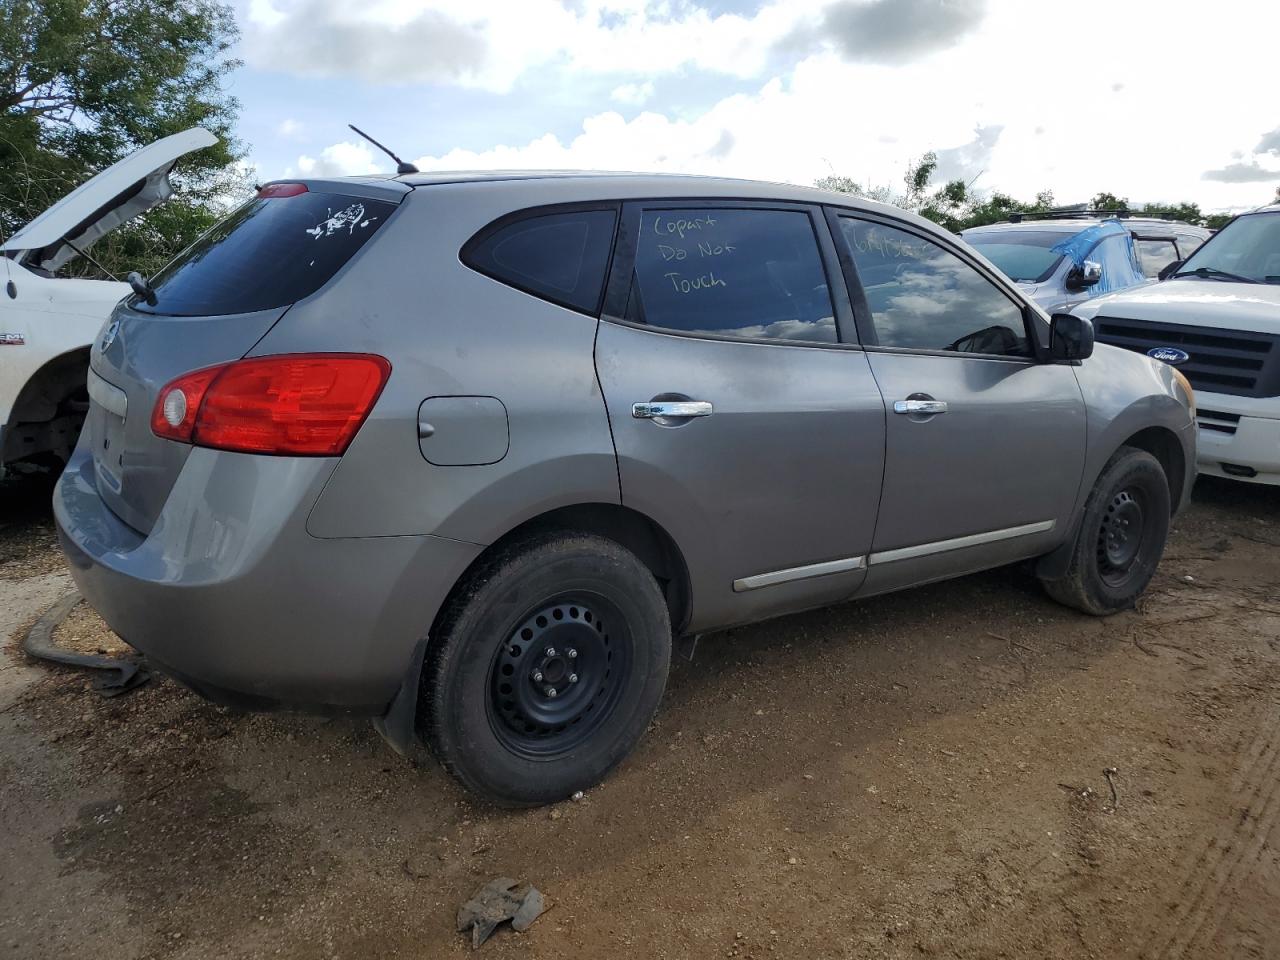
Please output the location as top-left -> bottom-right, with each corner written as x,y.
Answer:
1147,347 -> 1189,365
100,318 -> 121,351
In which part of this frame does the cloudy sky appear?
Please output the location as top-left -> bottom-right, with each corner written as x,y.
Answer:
230,0 -> 1280,213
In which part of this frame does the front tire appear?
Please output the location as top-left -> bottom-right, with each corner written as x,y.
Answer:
421,532 -> 672,806
1042,446 -> 1171,615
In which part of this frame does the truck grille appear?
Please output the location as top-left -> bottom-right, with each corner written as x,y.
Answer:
1095,317 -> 1280,398
1196,409 -> 1240,435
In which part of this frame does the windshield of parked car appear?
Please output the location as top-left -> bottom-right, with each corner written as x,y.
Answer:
1176,211 -> 1280,283
964,231 -> 1066,283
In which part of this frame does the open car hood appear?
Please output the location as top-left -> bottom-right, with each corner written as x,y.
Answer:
1,127 -> 217,273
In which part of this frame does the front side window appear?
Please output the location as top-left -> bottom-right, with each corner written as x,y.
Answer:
1134,238 -> 1179,277
841,218 -> 1031,357
628,208 -> 837,343
463,208 -> 618,314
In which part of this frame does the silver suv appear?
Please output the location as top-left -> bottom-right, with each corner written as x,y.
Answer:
55,173 -> 1197,805
962,214 -> 1211,313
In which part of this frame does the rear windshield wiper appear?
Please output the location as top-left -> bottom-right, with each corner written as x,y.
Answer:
1173,266 -> 1257,283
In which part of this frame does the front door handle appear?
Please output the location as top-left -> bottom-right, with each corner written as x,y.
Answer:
893,399 -> 948,415
632,400 -> 714,419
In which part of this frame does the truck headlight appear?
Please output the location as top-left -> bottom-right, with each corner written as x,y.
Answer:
1171,367 -> 1196,416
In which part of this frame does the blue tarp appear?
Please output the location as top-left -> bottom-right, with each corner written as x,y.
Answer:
1050,219 -> 1145,295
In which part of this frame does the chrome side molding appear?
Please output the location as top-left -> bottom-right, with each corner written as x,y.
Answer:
734,520 -> 1056,591
869,520 -> 1056,565
733,555 -> 867,592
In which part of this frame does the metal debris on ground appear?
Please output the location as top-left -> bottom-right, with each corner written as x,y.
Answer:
456,877 -> 547,948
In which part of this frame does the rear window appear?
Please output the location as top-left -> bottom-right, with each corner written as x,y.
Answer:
462,207 -> 618,315
134,190 -> 397,317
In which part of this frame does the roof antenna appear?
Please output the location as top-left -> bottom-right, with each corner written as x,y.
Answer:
348,124 -> 419,175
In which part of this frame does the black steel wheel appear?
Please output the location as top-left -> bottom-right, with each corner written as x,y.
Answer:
421,532 -> 671,807
1042,446 -> 1170,615
1096,487 -> 1147,585
488,596 -> 631,760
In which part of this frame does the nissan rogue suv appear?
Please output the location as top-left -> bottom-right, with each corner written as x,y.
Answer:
55,173 -> 1197,805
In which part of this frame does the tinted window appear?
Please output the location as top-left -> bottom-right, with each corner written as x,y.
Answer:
137,191 -> 397,317
842,218 -> 1030,357
629,208 -> 836,343
464,208 -> 617,314
1135,238 -> 1179,277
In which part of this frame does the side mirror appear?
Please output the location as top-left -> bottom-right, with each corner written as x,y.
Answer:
1049,313 -> 1095,361
1157,259 -> 1183,281
1065,259 -> 1103,291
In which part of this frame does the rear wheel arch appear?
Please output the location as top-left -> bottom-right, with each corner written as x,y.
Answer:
374,502 -> 692,758
453,502 -> 692,637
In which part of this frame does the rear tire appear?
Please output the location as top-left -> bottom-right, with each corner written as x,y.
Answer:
421,532 -> 672,807
1041,446 -> 1170,615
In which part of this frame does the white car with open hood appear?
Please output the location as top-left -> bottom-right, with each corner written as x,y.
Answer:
0,127 -> 216,474
1074,204 -> 1280,485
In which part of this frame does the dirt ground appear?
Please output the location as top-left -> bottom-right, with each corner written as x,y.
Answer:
1,473 -> 1278,960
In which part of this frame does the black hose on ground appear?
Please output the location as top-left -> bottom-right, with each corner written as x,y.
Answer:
22,592 -> 150,697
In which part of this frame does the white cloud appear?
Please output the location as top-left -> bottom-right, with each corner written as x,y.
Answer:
268,0 -> 1280,212
243,0 -> 840,91
610,80 -> 655,106
289,141 -> 382,178
276,118 -> 304,138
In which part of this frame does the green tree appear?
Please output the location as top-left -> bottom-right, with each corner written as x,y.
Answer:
1090,191 -> 1129,212
813,174 -> 895,205
1,0 -> 247,277
817,155 -> 1054,233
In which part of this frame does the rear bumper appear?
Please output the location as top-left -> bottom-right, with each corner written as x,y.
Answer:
1195,393 -> 1280,486
53,443 -> 482,712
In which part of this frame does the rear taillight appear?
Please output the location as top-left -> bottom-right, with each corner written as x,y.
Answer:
151,354 -> 391,456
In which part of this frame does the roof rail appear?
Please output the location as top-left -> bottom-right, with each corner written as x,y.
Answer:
1007,207 -> 1133,223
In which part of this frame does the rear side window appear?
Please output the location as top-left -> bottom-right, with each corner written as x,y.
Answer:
841,217 -> 1030,357
628,208 -> 837,344
463,208 -> 617,315
1176,234 -> 1205,260
1135,238 -> 1179,277
136,190 -> 397,317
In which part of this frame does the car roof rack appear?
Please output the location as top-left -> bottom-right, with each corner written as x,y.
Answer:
1006,207 -> 1136,223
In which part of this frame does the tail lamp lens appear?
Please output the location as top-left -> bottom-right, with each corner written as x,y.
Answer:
151,354 -> 390,456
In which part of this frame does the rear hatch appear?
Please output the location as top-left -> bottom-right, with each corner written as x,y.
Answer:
2,127 -> 217,273
86,181 -> 407,534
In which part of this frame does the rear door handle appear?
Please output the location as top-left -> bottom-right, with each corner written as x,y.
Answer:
632,401 -> 714,419
893,399 -> 948,415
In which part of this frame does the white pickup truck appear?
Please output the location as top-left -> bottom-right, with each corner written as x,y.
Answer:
1,128 -> 215,474
1076,204 -> 1280,485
